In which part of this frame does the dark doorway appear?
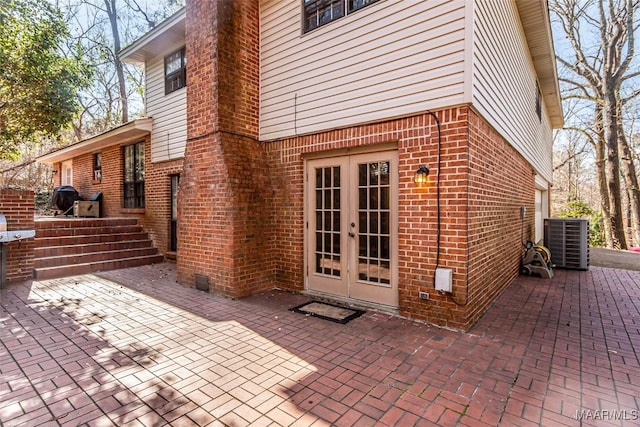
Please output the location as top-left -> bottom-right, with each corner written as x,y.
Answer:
170,174 -> 180,252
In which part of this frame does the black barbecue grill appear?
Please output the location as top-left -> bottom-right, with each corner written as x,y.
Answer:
51,185 -> 81,215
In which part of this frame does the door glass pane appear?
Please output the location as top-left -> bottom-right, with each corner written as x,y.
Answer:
359,188 -> 367,209
314,166 -> 341,277
358,164 -> 367,186
357,161 -> 391,284
124,146 -> 134,182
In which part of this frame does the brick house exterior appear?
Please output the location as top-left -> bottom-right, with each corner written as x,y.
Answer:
38,0 -> 562,330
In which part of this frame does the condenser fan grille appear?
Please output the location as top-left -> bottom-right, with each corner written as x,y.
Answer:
544,218 -> 589,270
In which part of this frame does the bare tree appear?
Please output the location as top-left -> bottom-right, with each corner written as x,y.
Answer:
60,0 -> 182,139
552,0 -> 640,249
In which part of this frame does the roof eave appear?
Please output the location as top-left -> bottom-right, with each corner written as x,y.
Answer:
37,118 -> 153,165
119,7 -> 186,65
515,0 -> 564,128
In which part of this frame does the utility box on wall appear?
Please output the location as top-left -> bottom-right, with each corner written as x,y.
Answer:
544,218 -> 589,270
435,268 -> 453,292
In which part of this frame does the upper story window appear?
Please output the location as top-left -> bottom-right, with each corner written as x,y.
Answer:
165,47 -> 186,95
303,0 -> 379,33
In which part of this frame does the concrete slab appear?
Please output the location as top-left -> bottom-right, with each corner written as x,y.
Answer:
590,247 -> 640,271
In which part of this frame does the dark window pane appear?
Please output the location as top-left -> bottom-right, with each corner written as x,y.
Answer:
358,164 -> 367,186
348,0 -> 379,13
135,143 -> 145,181
332,210 -> 340,231
315,168 -> 322,189
316,190 -> 322,209
369,163 -> 378,185
332,232 -> 340,254
381,236 -> 390,259
359,188 -> 367,209
165,47 -> 186,94
333,189 -> 340,209
380,187 -> 389,209
359,235 -> 367,257
369,213 -> 378,234
380,161 -> 389,185
369,187 -> 378,209
123,142 -> 145,208
333,166 -> 340,187
370,236 -> 379,258
124,146 -> 134,182
380,211 -> 389,234
359,211 -> 367,233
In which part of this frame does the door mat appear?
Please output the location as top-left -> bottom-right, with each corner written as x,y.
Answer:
290,301 -> 365,324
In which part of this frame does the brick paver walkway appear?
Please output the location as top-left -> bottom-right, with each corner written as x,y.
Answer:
1,264 -> 639,426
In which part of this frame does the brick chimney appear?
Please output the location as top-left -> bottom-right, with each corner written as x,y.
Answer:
178,0 -> 272,297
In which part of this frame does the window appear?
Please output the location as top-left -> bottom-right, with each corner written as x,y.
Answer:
123,142 -> 145,208
303,0 -> 379,33
165,47 -> 186,94
93,152 -> 102,182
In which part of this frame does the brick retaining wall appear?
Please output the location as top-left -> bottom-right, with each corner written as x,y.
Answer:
0,188 -> 35,284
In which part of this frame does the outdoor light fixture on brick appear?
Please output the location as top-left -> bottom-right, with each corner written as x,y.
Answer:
414,165 -> 430,184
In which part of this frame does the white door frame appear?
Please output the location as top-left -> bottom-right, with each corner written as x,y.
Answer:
61,160 -> 73,186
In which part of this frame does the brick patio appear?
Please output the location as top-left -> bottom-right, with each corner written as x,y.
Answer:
1,264 -> 639,426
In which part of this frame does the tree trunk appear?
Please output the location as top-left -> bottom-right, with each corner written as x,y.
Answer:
595,127 -> 613,247
603,90 -> 627,249
618,128 -> 640,246
105,0 -> 128,123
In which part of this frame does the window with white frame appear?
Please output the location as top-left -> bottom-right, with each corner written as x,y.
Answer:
303,0 -> 379,33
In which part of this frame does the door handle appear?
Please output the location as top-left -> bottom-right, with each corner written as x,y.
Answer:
348,231 -> 356,237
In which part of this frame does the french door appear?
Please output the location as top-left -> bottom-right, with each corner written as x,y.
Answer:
306,151 -> 398,307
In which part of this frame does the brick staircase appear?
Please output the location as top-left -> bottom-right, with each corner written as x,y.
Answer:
34,218 -> 164,280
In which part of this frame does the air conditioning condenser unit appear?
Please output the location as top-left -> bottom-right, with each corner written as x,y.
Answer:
544,218 -> 589,270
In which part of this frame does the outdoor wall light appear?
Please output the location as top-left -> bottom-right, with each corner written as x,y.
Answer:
414,165 -> 430,184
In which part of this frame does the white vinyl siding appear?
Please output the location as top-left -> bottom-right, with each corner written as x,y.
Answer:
472,0 -> 553,182
146,47 -> 187,163
260,0 -> 467,140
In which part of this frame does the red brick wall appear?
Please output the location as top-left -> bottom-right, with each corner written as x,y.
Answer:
465,109 -> 535,325
56,134 -> 182,256
58,144 -> 125,217
178,0 -> 271,296
52,163 -> 61,187
0,189 -> 34,283
143,157 -> 182,254
263,107 -> 535,330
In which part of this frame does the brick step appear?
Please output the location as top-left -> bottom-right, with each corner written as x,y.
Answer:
35,232 -> 151,248
34,247 -> 160,269
36,225 -> 143,238
35,217 -> 138,230
33,254 -> 165,281
35,239 -> 154,258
